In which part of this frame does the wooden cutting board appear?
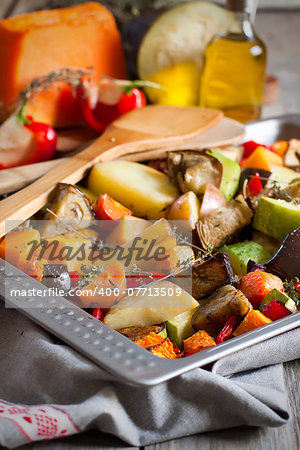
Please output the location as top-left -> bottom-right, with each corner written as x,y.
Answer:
0,105 -> 223,236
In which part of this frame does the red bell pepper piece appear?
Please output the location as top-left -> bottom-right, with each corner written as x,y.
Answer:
76,75 -> 148,133
243,140 -> 272,159
0,104 -> 57,169
69,271 -> 81,288
126,271 -> 166,289
262,299 -> 292,321
216,315 -> 237,344
92,307 -> 104,321
93,194 -> 133,220
246,172 -> 263,197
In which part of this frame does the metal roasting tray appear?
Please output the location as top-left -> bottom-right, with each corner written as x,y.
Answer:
1,115 -> 300,386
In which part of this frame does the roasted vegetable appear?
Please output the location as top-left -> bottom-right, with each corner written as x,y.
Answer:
233,310 -> 271,336
106,215 -> 150,246
199,183 -> 226,219
166,191 -> 200,230
216,315 -> 237,344
284,139 -> 300,167
183,330 -> 216,355
166,307 -> 198,349
42,264 -> 71,293
103,280 -> 199,329
192,285 -> 252,336
88,160 -> 178,219
284,181 -> 300,199
259,288 -> 297,314
221,241 -> 271,276
241,147 -> 283,171
253,197 -> 300,241
118,324 -> 166,341
196,194 -> 253,249
262,300 -> 292,321
266,165 -> 298,189
93,193 -> 133,220
77,262 -> 126,309
238,167 -> 270,193
167,151 -> 222,195
248,228 -> 300,281
206,150 -> 240,201
0,228 -> 40,273
135,333 -> 179,359
239,270 -> 284,309
192,252 -> 234,300
43,183 -> 95,238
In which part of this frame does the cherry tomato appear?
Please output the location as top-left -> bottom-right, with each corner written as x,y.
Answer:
246,172 -> 263,197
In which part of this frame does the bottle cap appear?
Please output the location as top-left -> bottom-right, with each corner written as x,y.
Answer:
227,0 -> 258,15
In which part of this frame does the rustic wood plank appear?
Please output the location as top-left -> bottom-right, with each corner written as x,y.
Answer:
145,360 -> 300,450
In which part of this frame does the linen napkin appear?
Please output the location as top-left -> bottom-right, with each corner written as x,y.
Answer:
0,303 -> 298,449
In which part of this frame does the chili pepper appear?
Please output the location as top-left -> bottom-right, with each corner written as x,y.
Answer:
216,315 -> 237,344
246,172 -> 263,197
243,140 -> 272,159
262,299 -> 291,321
92,307 -> 104,321
0,103 -> 57,169
69,271 -> 81,288
76,75 -> 155,133
24,116 -> 57,162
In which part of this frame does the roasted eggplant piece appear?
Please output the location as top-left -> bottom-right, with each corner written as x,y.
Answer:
248,228 -> 300,280
42,264 -> 71,293
192,252 -> 234,300
42,183 -> 96,238
192,285 -> 252,336
118,324 -> 166,341
167,150 -> 222,195
196,194 -> 253,249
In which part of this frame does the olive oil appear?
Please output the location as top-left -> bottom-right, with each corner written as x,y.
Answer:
200,0 -> 266,122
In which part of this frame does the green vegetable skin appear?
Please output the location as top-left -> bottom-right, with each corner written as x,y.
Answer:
259,288 -> 297,313
207,150 -> 240,201
166,308 -> 197,349
253,197 -> 300,241
221,241 -> 271,276
158,327 -> 168,338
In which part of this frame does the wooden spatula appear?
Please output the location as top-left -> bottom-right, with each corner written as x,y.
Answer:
0,105 -> 222,236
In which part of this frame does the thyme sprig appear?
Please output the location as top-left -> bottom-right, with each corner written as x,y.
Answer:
0,67 -> 94,119
283,277 -> 300,307
77,263 -> 105,289
269,181 -> 300,206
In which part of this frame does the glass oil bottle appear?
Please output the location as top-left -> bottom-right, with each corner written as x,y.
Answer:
200,0 -> 266,122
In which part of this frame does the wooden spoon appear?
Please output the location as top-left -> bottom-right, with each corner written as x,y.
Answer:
0,117 -> 244,196
0,105 -> 222,236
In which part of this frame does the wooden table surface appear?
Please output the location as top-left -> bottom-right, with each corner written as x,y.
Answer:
0,1 -> 299,449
